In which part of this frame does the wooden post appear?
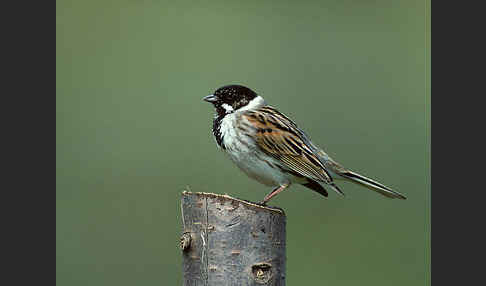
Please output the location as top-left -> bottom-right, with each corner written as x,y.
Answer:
180,191 -> 286,286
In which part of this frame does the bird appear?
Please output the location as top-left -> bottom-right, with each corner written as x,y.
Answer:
203,84 -> 406,205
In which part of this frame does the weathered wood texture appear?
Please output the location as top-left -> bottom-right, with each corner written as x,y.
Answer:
180,191 -> 286,286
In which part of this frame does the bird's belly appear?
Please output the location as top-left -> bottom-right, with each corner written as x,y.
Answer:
227,150 -> 288,187
223,137 -> 287,186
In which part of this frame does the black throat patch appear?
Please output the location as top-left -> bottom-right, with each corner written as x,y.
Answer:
212,115 -> 226,149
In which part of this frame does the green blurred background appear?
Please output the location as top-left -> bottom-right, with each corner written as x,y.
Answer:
57,0 -> 430,285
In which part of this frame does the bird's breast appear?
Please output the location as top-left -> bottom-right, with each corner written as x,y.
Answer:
217,112 -> 256,153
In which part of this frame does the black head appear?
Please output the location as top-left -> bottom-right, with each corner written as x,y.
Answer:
203,85 -> 258,116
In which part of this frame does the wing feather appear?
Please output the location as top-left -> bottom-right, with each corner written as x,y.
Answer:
243,106 -> 333,183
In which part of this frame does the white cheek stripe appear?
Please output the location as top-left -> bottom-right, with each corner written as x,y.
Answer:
221,103 -> 234,113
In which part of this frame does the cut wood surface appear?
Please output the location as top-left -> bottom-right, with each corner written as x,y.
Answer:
180,191 -> 287,286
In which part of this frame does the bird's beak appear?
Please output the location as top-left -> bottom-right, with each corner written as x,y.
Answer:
203,94 -> 218,103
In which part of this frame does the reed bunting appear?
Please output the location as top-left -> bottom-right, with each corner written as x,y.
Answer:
203,84 -> 406,205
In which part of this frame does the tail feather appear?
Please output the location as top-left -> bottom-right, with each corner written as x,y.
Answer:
302,179 -> 329,197
329,182 -> 345,197
339,170 -> 406,200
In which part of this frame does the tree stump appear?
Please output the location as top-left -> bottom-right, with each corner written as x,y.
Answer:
180,191 -> 286,286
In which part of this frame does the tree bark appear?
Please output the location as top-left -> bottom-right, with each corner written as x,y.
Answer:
180,191 -> 286,286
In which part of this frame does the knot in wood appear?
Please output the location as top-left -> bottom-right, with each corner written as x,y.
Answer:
251,262 -> 273,284
180,232 -> 191,251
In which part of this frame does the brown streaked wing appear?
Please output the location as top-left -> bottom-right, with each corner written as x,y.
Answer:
243,107 -> 333,183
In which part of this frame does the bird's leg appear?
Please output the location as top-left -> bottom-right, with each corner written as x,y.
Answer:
259,184 -> 290,205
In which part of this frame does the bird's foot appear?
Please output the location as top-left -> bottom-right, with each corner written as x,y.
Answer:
256,200 -> 268,206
